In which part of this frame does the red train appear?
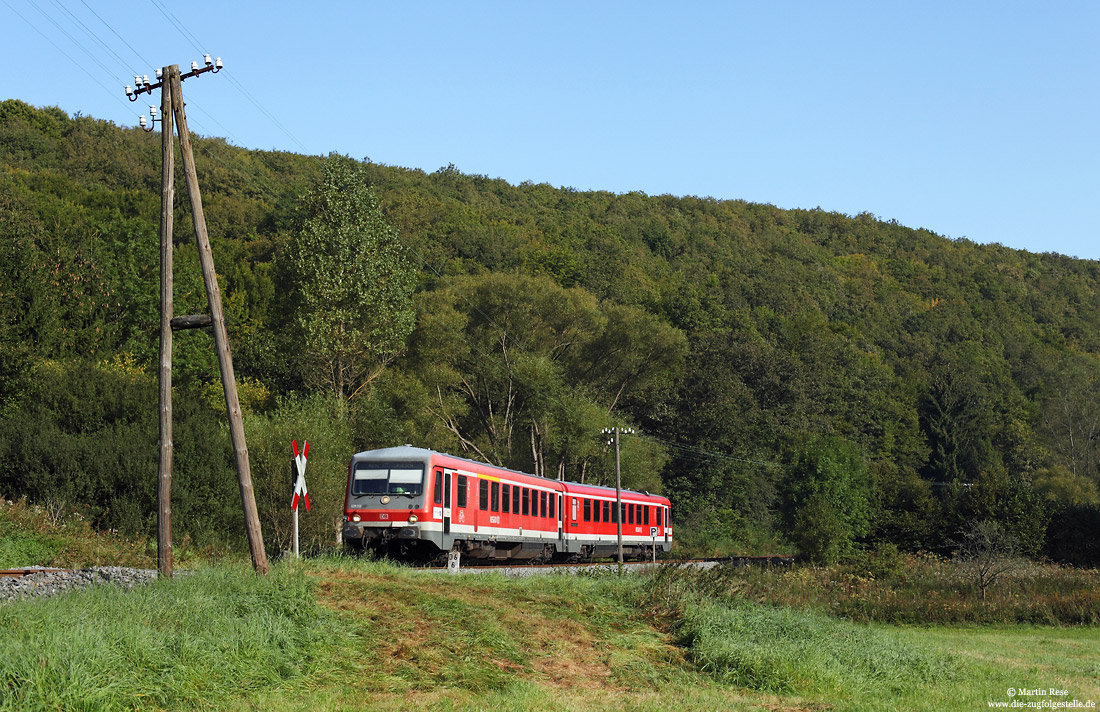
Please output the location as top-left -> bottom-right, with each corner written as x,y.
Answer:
341,445 -> 672,562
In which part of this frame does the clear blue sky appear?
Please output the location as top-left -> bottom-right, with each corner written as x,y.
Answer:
3,1 -> 1098,260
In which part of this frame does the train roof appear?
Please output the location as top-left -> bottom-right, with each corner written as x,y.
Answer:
350,445 -> 669,503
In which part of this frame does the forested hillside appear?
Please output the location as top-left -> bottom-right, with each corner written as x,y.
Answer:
2,99 -> 1098,563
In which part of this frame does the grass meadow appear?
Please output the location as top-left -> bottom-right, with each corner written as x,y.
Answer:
1,556 -> 1098,711
3,500 -> 1098,710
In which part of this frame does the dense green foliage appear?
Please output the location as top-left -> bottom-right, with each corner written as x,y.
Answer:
2,99 -> 1100,562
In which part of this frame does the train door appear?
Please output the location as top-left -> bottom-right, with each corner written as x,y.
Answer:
558,494 -> 563,544
442,471 -> 451,535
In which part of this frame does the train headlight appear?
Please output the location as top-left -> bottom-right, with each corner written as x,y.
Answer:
352,514 -> 361,523
408,514 -> 418,524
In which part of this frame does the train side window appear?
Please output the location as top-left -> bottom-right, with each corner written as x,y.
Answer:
572,497 -> 578,522
601,500 -> 609,522
491,481 -> 500,512
539,491 -> 547,518
656,507 -> 662,526
583,499 -> 591,522
502,484 -> 511,513
644,505 -> 650,526
433,470 -> 442,505
457,476 -> 467,508
628,503 -> 634,525
479,479 -> 489,510
636,503 -> 642,524
512,485 -> 520,514
549,492 -> 556,520
522,488 -> 530,516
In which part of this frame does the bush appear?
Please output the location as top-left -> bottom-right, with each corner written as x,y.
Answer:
245,393 -> 354,555
0,359 -> 239,547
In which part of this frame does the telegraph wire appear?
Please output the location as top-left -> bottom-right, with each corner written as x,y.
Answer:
26,0 -> 120,81
145,0 -> 310,153
78,0 -> 153,69
46,0 -> 133,75
2,0 -> 133,112
147,0 -> 204,56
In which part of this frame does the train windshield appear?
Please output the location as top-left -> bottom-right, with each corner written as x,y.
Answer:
352,462 -> 424,496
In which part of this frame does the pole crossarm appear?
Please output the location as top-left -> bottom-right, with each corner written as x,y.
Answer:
126,56 -> 222,100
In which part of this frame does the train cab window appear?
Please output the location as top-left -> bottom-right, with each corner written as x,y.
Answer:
491,481 -> 500,512
656,507 -> 662,526
457,476 -> 467,508
644,506 -> 650,526
502,484 -> 510,513
583,499 -> 591,522
522,488 -> 530,516
479,479 -> 489,510
539,491 -> 547,518
433,470 -> 442,505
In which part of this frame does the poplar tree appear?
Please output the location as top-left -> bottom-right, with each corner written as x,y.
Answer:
285,154 -> 416,401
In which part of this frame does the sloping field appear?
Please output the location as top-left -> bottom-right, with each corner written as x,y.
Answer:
1,558 -> 1097,711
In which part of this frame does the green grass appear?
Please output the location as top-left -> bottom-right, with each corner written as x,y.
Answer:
0,497 -> 238,569
677,599 -> 957,697
0,563 -> 343,711
3,493 -> 1099,712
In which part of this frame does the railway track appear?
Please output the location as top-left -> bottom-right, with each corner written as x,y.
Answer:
0,568 -> 68,577
0,555 -> 794,580
410,554 -> 795,574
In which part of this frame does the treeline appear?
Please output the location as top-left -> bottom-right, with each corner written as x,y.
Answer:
1,99 -> 1099,564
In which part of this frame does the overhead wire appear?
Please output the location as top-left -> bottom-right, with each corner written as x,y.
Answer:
146,0 -> 310,153
46,0 -> 133,76
2,0 -> 134,113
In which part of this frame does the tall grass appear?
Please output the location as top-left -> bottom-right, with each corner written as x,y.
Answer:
734,554 -> 1100,625
0,563 -> 343,711
676,600 -> 956,697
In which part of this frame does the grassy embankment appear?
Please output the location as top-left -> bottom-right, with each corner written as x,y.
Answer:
2,500 -> 1098,711
0,497 -> 234,570
2,556 -> 1098,711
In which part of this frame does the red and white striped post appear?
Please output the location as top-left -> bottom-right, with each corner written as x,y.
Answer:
291,439 -> 311,559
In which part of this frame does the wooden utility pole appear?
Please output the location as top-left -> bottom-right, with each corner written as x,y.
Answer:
169,67 -> 268,575
132,58 -> 268,576
157,69 -> 175,579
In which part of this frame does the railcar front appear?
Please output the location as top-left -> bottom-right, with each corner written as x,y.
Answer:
342,445 -> 442,560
